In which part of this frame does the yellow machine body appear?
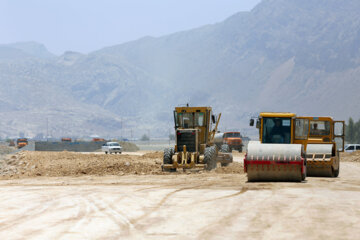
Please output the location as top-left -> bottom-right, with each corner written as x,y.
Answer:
245,112 -> 305,182
162,106 -> 232,171
245,113 -> 345,181
296,116 -> 344,177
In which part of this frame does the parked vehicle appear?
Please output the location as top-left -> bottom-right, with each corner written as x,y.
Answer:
102,142 -> 122,154
223,132 -> 243,152
92,138 -> 105,142
16,138 -> 28,149
344,144 -> 360,153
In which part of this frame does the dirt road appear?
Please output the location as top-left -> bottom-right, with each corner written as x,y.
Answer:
0,152 -> 359,239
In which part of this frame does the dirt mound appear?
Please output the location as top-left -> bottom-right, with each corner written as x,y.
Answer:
341,151 -> 360,162
0,151 -> 245,179
215,162 -> 244,174
119,141 -> 139,152
0,145 -> 16,155
142,151 -> 163,159
0,151 -> 162,178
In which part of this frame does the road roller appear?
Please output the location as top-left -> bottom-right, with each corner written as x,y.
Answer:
245,113 -> 307,182
245,113 -> 345,181
162,105 -> 233,171
299,116 -> 344,177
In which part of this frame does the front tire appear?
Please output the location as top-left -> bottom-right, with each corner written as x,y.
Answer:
333,152 -> 340,177
163,148 -> 176,172
205,146 -> 217,171
302,159 -> 307,181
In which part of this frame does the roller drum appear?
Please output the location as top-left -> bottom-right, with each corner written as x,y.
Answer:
247,141 -> 303,161
245,141 -> 305,182
306,144 -> 334,177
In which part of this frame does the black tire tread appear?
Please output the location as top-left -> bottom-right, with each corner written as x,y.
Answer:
205,146 -> 217,171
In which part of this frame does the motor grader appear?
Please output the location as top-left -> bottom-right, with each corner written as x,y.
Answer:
162,106 -> 233,171
245,113 -> 344,182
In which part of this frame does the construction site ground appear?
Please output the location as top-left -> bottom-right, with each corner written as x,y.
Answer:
0,150 -> 359,239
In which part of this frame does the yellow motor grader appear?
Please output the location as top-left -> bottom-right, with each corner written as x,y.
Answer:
245,113 -> 344,182
162,106 -> 233,171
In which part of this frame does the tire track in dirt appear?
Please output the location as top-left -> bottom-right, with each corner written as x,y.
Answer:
85,194 -> 139,238
197,186 -> 277,239
203,187 -> 248,202
130,184 -> 206,226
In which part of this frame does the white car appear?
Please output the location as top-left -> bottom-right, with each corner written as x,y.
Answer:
344,144 -> 360,153
102,142 -> 122,154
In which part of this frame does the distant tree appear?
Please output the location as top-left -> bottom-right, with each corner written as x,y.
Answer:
141,134 -> 150,141
345,117 -> 360,143
346,117 -> 355,142
355,120 -> 360,143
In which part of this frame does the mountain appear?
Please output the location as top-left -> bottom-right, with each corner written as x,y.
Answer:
1,0 -> 360,139
0,41 -> 55,60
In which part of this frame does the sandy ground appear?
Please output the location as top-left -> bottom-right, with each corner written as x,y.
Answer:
0,151 -> 359,239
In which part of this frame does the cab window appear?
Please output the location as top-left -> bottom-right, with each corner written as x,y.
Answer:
295,119 -> 309,140
175,112 -> 205,128
262,117 -> 291,144
309,121 -> 330,136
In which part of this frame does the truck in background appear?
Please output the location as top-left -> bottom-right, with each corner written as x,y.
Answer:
223,132 -> 243,152
16,138 -> 28,149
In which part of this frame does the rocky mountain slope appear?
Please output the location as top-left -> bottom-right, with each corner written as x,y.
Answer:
1,0 -> 360,138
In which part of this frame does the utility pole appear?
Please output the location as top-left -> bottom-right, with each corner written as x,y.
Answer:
120,118 -> 122,140
46,118 -> 48,142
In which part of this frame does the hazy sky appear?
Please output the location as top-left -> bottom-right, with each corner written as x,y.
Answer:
0,0 -> 261,54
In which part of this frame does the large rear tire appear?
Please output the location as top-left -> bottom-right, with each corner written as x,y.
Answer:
205,146 -> 217,171
333,152 -> 340,177
220,144 -> 230,167
163,148 -> 176,172
301,159 -> 307,181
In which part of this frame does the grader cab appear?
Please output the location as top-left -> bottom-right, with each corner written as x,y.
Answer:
162,106 -> 233,171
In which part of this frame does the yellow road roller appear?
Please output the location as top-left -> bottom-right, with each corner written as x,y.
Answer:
245,113 -> 307,182
298,116 -> 344,177
245,113 -> 345,182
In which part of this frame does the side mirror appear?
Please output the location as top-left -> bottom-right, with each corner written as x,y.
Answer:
256,119 -> 261,129
211,115 -> 216,124
249,119 -> 254,126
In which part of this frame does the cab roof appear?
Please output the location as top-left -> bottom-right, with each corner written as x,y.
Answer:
298,116 -> 334,121
260,112 -> 296,118
175,106 -> 212,112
